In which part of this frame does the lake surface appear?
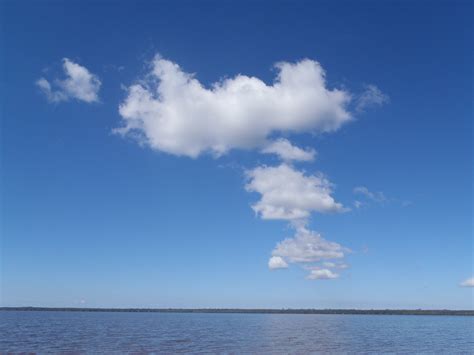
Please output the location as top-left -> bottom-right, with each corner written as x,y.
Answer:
1,311 -> 473,353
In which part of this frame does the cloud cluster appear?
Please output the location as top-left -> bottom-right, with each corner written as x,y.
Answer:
268,226 -> 350,279
245,163 -> 349,279
460,277 -> 474,287
116,55 -> 351,158
261,138 -> 316,162
109,55 -> 391,281
245,164 -> 346,221
33,54 -> 392,282
39,53 -> 465,286
37,58 -> 101,103
35,54 -> 363,281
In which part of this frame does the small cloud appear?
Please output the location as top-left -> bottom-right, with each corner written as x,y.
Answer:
36,58 -> 101,103
268,256 -> 288,270
261,138 -> 316,162
356,84 -> 389,112
246,164 -> 347,221
460,277 -> 474,287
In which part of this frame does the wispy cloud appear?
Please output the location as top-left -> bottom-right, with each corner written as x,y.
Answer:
36,58 -> 101,103
307,268 -> 339,280
353,186 -> 387,204
353,186 -> 412,209
356,84 -> 389,112
322,261 -> 349,270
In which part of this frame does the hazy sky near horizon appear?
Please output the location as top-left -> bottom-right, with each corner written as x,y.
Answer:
1,0 -> 472,309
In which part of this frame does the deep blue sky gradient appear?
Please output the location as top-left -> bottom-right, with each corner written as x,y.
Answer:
1,0 -> 472,308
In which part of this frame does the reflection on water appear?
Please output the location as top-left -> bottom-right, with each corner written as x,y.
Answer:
1,311 -> 473,353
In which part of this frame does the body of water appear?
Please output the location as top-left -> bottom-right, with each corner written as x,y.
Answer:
1,311 -> 473,353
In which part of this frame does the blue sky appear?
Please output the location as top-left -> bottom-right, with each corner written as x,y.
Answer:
1,0 -> 472,309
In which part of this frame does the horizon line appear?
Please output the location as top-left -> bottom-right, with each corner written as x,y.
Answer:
1,307 -> 473,316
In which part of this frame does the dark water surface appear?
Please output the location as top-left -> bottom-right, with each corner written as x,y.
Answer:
1,311 -> 473,353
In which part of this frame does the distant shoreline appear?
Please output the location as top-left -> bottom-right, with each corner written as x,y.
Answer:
1,307 -> 473,316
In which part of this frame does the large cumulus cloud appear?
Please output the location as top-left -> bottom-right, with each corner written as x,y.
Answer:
116,55 -> 351,157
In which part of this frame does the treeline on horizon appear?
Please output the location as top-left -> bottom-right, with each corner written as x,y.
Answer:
1,307 -> 473,316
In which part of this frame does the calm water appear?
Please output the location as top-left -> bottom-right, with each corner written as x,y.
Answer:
1,311 -> 473,353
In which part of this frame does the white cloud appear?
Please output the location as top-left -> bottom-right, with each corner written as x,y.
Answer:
307,268 -> 339,280
36,58 -> 101,103
113,54 -> 385,282
116,54 -> 352,158
246,164 -> 346,221
356,84 -> 389,112
460,277 -> 474,287
268,256 -> 288,270
271,226 -> 347,263
261,138 -> 316,162
353,186 -> 386,203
